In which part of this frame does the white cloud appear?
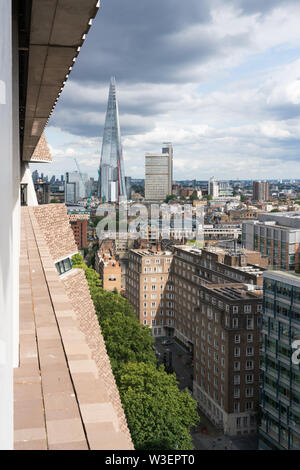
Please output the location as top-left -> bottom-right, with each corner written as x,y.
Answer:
44,1 -> 300,180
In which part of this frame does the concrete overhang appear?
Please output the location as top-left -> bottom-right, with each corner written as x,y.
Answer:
21,0 -> 100,162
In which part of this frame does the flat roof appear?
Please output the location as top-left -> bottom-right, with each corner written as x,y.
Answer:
206,283 -> 263,301
131,249 -> 173,257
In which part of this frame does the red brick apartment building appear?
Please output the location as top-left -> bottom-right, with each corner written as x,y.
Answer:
126,244 -> 267,436
126,248 -> 174,337
69,216 -> 88,250
95,241 -> 122,292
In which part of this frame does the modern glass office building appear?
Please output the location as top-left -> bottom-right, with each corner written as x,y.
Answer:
259,270 -> 300,450
98,77 -> 126,202
242,212 -> 300,271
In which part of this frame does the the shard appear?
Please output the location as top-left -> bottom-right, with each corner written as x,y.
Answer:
98,77 -> 126,202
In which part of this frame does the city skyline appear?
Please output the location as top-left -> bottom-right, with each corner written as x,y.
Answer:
30,0 -> 300,181
4,0 -> 300,453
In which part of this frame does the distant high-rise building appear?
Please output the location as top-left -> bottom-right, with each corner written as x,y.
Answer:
98,77 -> 126,202
208,177 -> 219,199
145,143 -> 173,201
253,181 -> 270,202
32,169 -> 39,183
65,171 -> 87,203
125,176 -> 132,200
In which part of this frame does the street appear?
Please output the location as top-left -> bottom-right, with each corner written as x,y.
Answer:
154,337 -> 258,451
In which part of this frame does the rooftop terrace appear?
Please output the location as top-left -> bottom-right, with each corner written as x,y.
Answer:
15,206 -> 133,450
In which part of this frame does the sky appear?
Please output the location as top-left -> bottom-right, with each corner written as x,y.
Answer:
33,0 -> 300,181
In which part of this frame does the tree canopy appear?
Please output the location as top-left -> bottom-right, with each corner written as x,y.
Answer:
165,194 -> 177,203
116,362 -> 199,450
101,312 -> 156,372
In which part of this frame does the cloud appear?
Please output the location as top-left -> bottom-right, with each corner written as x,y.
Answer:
44,0 -> 300,180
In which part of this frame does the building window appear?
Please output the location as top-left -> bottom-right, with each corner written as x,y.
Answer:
234,335 -> 240,344
234,402 -> 240,413
55,258 -> 72,275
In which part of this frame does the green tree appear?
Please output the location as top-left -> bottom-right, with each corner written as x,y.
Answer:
92,288 -> 136,321
116,362 -> 200,450
189,193 -> 198,202
100,312 -> 156,372
165,194 -> 177,203
72,253 -> 85,266
71,253 -> 101,294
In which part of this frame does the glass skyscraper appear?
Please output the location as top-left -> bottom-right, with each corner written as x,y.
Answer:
98,77 -> 126,202
259,270 -> 300,450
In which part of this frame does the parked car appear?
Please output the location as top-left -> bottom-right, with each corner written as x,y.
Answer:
162,339 -> 174,346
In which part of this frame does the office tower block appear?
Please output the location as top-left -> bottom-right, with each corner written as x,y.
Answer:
208,177 -> 219,199
259,270 -> 300,450
253,181 -> 270,202
98,77 -> 126,203
145,143 -> 173,201
242,212 -> 300,271
65,171 -> 87,203
125,176 -> 132,200
32,169 -> 39,183
162,142 -> 173,198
